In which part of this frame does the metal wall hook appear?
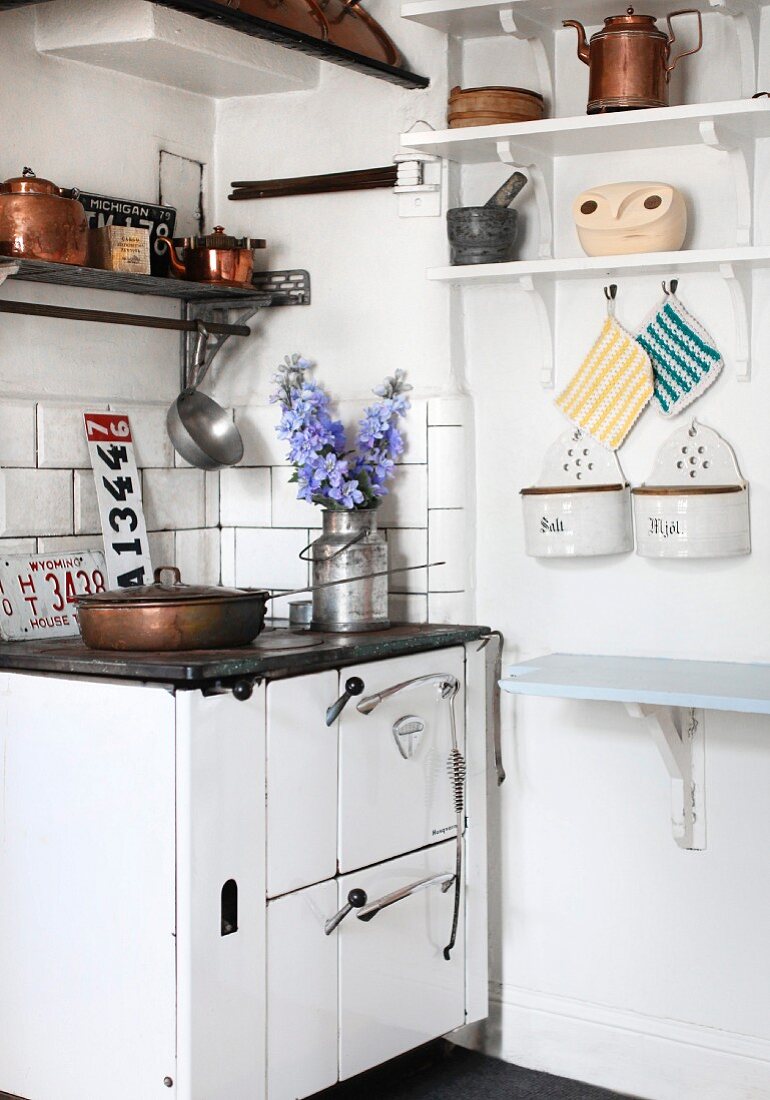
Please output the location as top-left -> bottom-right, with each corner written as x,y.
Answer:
662,278 -> 679,296
604,283 -> 618,317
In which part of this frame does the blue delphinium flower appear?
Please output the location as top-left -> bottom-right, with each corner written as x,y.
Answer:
272,356 -> 411,511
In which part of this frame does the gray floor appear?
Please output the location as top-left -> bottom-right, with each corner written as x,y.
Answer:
314,1045 -> 627,1099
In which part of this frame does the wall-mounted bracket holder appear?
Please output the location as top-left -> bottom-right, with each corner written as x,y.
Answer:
698,120 -> 753,246
624,703 -> 706,850
515,275 -> 554,387
718,261 -> 752,380
497,140 -> 553,259
498,10 -> 554,112
180,268 -> 311,385
393,151 -> 447,218
708,2 -> 762,98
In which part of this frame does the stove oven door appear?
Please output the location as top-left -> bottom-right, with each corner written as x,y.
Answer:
337,840 -> 465,1081
338,648 -> 465,873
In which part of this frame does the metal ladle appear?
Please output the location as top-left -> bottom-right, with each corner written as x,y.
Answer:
166,323 -> 245,470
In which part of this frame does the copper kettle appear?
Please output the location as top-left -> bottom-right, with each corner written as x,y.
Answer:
160,225 -> 266,288
0,168 -> 88,266
563,8 -> 703,114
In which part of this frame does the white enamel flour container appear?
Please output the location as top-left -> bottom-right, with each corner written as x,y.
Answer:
521,429 -> 633,557
632,421 -> 750,558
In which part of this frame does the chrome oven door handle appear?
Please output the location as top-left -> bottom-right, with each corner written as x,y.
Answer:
357,674 -> 460,715
356,872 -> 455,923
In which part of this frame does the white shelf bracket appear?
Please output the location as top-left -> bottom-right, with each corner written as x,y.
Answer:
719,261 -> 752,380
707,2 -> 761,99
698,120 -> 753,247
625,703 -> 706,850
498,11 -> 554,112
497,140 -> 553,259
516,275 -> 554,387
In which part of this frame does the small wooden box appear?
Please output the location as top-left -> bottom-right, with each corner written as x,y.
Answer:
88,225 -> 151,274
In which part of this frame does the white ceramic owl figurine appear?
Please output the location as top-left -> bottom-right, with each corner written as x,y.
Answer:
572,181 -> 687,257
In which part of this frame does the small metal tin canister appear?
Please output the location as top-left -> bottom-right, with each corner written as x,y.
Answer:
303,509 -> 389,633
288,599 -> 313,629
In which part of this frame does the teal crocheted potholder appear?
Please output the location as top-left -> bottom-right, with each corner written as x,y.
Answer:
636,291 -> 723,417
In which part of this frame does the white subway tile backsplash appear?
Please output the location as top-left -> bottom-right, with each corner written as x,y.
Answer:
428,509 -> 468,592
38,403 -> 106,469
377,465 -> 428,529
428,395 -> 469,427
0,538 -> 37,555
74,470 -> 100,535
221,527 -> 236,586
235,528 -> 309,591
109,404 -> 175,468
387,527 -> 429,593
143,468 -> 206,531
399,399 -> 428,464
0,469 -> 73,537
428,426 -> 467,509
236,405 -> 288,466
205,471 -> 220,528
429,592 -> 472,625
271,470 -> 316,528
38,534 -> 104,554
220,467 -> 271,527
388,593 -> 428,625
148,531 -> 176,569
176,528 -> 220,585
0,402 -> 36,467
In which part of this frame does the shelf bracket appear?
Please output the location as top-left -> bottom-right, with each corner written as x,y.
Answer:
497,140 -> 553,259
625,703 -> 706,850
698,120 -> 752,247
718,261 -> 751,381
498,11 -> 554,111
707,2 -> 760,98
180,300 -> 267,388
516,275 -> 554,388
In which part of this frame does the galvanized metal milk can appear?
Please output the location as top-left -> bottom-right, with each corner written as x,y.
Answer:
302,510 -> 389,633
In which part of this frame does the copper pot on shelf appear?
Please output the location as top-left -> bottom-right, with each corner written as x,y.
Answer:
563,7 -> 703,114
0,168 -> 88,265
160,225 -> 266,288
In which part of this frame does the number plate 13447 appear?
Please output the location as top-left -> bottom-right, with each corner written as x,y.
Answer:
84,413 -> 153,589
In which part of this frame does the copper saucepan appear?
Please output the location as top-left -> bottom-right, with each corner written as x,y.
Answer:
76,562 -> 442,651
160,226 -> 266,288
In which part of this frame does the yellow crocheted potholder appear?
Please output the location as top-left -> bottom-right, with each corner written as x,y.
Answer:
556,316 -> 653,451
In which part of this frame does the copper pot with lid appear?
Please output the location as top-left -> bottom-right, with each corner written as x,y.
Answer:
563,8 -> 703,114
0,167 -> 88,265
160,225 -> 266,288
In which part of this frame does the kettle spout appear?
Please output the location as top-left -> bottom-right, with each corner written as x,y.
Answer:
159,237 -> 186,279
563,19 -> 590,64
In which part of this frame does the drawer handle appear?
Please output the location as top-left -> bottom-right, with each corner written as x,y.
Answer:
356,872 -> 455,923
326,676 -> 365,727
324,888 -> 368,935
356,674 -> 459,715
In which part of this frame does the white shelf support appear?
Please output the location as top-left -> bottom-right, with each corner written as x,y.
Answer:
0,261 -> 19,288
516,275 -> 554,387
698,120 -> 753,246
497,140 -> 553,259
625,703 -> 706,850
498,11 -> 554,110
709,3 -> 762,99
719,260 -> 752,380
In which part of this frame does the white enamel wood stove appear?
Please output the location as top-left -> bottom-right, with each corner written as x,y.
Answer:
0,630 -> 494,1100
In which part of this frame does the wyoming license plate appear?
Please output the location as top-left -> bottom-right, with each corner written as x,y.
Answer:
0,551 -> 107,641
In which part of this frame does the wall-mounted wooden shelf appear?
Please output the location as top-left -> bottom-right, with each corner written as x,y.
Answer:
500,652 -> 770,851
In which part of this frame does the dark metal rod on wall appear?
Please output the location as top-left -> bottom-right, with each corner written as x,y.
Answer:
0,299 -> 250,336
230,165 -> 398,201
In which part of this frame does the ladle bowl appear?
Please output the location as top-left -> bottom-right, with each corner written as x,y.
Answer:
167,389 -> 244,470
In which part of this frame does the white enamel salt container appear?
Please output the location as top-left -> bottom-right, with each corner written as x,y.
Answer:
521,429 -> 633,557
632,420 -> 750,558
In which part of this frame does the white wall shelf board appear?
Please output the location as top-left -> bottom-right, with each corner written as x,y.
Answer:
401,99 -> 770,165
500,652 -> 770,850
500,652 -> 770,714
428,245 -> 770,283
402,0 -> 765,37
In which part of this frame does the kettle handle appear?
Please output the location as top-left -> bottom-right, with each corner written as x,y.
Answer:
665,9 -> 703,78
